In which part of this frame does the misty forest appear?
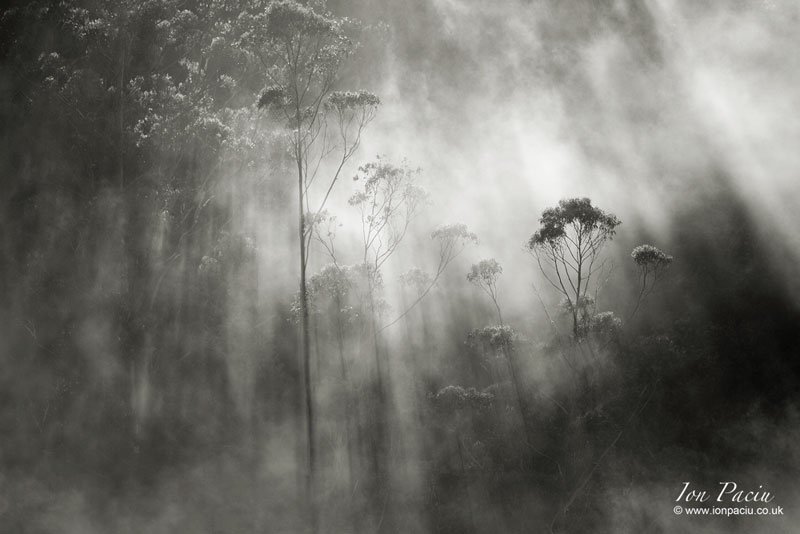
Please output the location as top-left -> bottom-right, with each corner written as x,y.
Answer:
2,1 -> 800,533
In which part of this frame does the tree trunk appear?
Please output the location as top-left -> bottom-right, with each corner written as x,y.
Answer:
297,147 -> 317,534
334,297 -> 357,533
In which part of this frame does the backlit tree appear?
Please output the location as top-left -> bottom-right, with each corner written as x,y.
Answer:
629,244 -> 673,318
467,258 -> 504,324
527,198 -> 620,337
240,1 -> 379,528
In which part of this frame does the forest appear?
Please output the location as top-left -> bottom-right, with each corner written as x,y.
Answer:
1,1 -> 800,533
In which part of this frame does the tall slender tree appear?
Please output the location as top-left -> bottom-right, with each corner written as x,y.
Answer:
629,244 -> 673,318
240,2 -> 379,529
527,198 -> 620,337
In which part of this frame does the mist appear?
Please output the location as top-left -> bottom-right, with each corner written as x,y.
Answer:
2,0 -> 799,532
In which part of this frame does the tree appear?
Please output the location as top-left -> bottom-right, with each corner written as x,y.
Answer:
465,325 -> 537,456
0,2 -> 285,507
467,258 -> 504,324
348,158 -> 427,388
350,157 -> 428,270
526,198 -> 620,337
304,262 -> 358,510
380,223 -> 478,331
629,244 -> 673,318
240,1 -> 379,529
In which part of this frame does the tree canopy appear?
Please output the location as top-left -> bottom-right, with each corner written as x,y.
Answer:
527,197 -> 620,336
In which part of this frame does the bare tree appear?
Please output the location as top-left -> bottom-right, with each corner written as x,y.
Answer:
309,210 -> 341,266
526,198 -> 620,337
306,262 -> 358,524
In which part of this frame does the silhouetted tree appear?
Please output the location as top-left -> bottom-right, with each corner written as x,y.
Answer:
629,244 -> 674,318
527,198 -> 620,337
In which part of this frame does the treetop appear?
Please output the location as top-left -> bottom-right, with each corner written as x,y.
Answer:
327,90 -> 380,111
528,197 -> 621,249
265,0 -> 336,41
467,258 -> 502,286
431,223 -> 478,244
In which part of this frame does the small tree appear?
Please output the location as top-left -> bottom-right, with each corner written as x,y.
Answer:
467,258 -> 504,324
526,198 -> 620,337
629,244 -> 673,318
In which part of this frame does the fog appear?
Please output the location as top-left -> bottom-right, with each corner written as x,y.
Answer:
2,0 -> 799,532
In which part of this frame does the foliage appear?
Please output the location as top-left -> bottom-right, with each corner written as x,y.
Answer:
351,261 -> 384,289
467,325 -> 516,352
377,222 -> 478,331
350,157 -> 428,268
581,311 -> 622,338
257,85 -> 286,109
242,0 -> 374,137
630,244 -> 674,317
431,222 -> 478,244
466,258 -> 502,287
327,90 -> 380,110
309,263 -> 353,301
0,0 -> 283,501
467,258 -> 504,323
304,210 -> 346,265
244,3 -> 380,515
528,197 -> 621,249
527,198 -> 620,336
431,222 -> 479,274
245,0 -> 379,260
561,294 -> 595,315
7,4 -> 792,534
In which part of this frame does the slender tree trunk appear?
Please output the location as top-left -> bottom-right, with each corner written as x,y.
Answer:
334,297 -> 357,533
502,343 -> 535,450
118,35 -> 125,191
629,270 -> 648,319
297,145 -> 317,534
367,275 -> 384,395
456,434 -> 477,533
572,309 -> 579,338
365,273 -> 393,533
